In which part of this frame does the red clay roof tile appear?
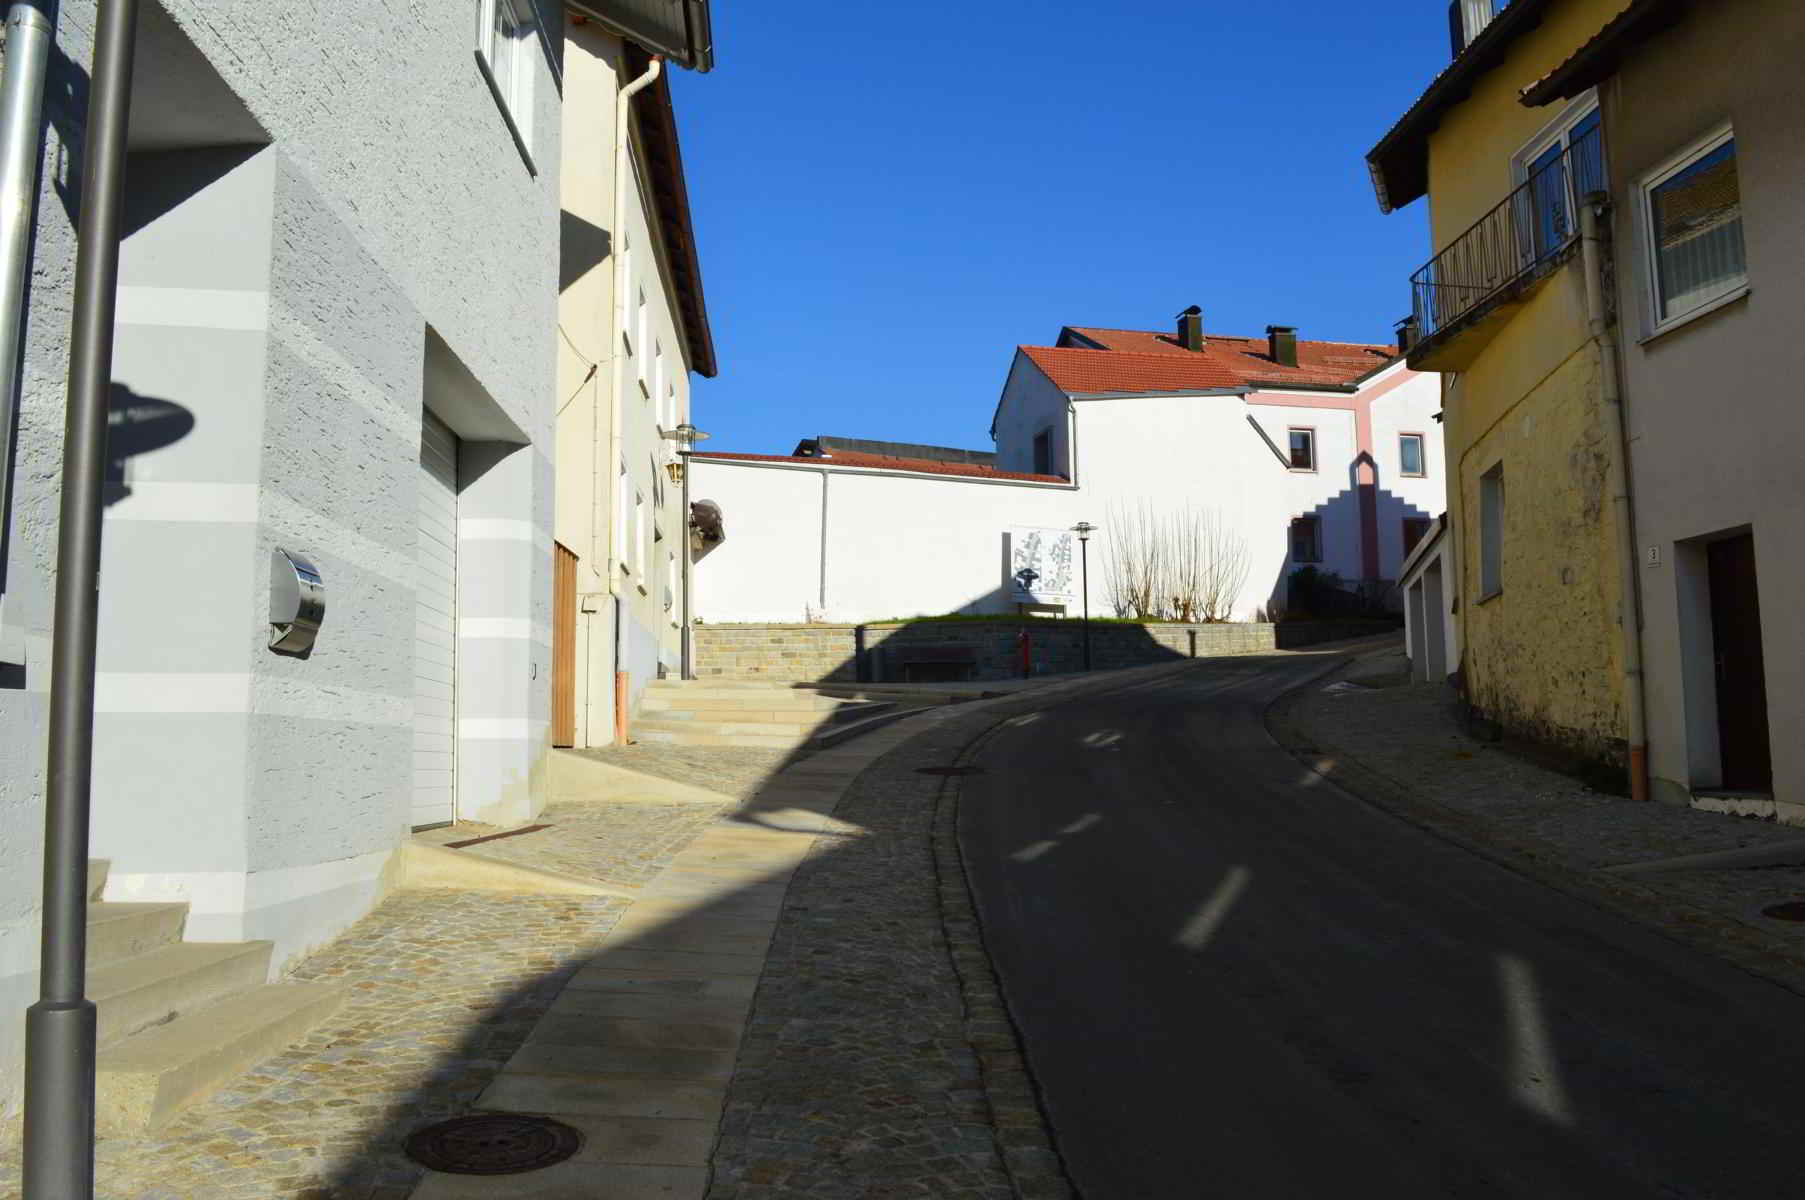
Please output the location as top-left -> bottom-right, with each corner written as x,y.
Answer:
691,450 -> 1065,484
1035,327 -> 1397,392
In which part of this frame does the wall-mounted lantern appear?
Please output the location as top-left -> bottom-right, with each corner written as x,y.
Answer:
270,548 -> 324,653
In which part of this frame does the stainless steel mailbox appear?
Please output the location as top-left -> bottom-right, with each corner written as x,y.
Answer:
270,548 -> 324,653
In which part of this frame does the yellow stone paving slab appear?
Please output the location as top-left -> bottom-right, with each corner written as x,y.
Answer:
412,1159 -> 707,1199
475,1072 -> 727,1121
527,1013 -> 742,1051
504,1042 -> 737,1081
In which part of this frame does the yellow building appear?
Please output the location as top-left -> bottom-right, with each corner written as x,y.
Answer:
1366,0 -> 1640,776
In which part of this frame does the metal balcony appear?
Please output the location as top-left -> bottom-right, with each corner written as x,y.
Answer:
1408,125 -> 1606,362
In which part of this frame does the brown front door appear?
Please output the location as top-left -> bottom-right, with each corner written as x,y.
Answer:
552,542 -> 578,748
1707,533 -> 1771,792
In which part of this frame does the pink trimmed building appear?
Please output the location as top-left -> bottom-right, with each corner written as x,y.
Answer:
689,307 -> 1442,624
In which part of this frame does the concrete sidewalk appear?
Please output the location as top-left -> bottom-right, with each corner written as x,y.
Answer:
1271,642 -> 1805,999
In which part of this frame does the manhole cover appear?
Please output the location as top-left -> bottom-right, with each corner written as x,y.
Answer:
404,1114 -> 583,1175
915,765 -> 986,777
1761,901 -> 1805,922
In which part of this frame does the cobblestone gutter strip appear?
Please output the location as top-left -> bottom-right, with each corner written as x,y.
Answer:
1266,655 -> 1805,1002
710,659 -> 1205,1200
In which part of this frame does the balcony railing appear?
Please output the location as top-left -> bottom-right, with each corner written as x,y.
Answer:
1409,125 -> 1606,347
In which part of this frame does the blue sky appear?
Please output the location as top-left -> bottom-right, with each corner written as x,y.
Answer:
670,2 -> 1444,456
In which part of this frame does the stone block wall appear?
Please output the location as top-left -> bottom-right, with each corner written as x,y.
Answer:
694,621 -> 1283,683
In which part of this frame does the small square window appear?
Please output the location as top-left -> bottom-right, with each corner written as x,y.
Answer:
1400,433 -> 1426,477
1288,428 -> 1316,472
1291,516 -> 1322,564
1642,127 -> 1747,328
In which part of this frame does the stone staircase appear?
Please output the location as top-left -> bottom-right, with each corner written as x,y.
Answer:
85,859 -> 343,1135
632,679 -> 909,749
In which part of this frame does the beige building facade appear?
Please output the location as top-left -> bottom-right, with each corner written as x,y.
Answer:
555,5 -> 717,747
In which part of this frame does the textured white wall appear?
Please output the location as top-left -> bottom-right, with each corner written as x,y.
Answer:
0,0 -> 561,1111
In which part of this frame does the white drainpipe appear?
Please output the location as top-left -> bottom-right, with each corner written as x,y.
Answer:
604,53 -> 662,586
0,0 -> 58,524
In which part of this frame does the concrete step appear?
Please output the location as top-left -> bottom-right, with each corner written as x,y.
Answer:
90,940 -> 274,1047
96,982 -> 343,1135
644,680 -> 829,693
639,694 -> 850,714
639,705 -> 837,724
89,859 -> 110,901
87,902 -> 189,970
631,726 -> 801,750
635,717 -> 821,738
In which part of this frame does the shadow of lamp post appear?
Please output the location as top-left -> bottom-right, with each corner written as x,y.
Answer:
1073,521 -> 1095,671
662,422 -> 709,680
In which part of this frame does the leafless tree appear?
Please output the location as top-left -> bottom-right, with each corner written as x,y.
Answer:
1105,503 -> 1250,622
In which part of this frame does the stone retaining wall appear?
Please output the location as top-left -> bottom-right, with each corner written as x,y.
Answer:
693,621 -> 1276,682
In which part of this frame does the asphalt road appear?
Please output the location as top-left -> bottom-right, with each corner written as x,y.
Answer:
958,653 -> 1805,1199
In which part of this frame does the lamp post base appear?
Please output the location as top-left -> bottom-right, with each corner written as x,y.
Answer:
23,999 -> 96,1198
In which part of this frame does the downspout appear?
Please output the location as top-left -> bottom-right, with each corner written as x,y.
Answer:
25,0 -> 137,1192
604,52 -> 661,581
0,0 -> 56,524
817,467 -> 828,616
605,52 -> 661,744
1580,194 -> 1649,803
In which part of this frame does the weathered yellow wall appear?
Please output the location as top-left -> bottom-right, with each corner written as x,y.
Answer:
1426,0 -> 1631,246
1425,0 -> 1632,765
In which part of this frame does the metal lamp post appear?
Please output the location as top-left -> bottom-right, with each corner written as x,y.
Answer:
661,422 -> 709,679
1072,522 -> 1095,671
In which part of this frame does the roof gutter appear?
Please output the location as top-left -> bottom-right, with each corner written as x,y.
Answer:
1519,0 -> 1689,108
1365,0 -> 1557,212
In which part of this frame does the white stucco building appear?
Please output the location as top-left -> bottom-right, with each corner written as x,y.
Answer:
0,0 -> 570,1118
553,3 -> 717,749
691,311 -> 1442,627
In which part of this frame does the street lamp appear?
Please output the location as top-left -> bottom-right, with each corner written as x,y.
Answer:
1072,522 -> 1096,671
661,422 -> 710,679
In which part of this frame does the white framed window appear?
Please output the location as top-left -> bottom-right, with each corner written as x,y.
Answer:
1399,432 -> 1427,478
666,552 -> 678,625
1514,93 -> 1601,266
616,462 -> 630,574
652,340 -> 664,416
636,289 -> 649,388
1639,124 -> 1747,334
1287,427 -> 1316,472
634,490 -> 646,574
476,0 -> 536,167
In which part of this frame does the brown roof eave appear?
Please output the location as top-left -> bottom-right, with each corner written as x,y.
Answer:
1519,0 -> 1690,108
626,45 -> 718,377
1365,0 -> 1558,213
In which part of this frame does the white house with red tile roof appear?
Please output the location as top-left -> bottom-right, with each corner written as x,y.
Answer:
690,309 -> 1442,625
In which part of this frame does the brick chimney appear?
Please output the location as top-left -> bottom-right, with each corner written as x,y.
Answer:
1176,305 -> 1204,352
1267,325 -> 1298,368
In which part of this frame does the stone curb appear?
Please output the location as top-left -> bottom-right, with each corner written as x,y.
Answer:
1264,657 -> 1805,1004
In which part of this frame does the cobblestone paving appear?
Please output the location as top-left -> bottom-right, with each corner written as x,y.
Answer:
704,667 -> 1213,1200
0,890 -> 628,1200
1277,645 -> 1805,997
574,743 -> 797,803
454,797 -> 733,888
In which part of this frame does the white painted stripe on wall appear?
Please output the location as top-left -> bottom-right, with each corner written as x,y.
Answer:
458,617 -> 552,646
459,518 -> 537,544
256,678 -> 411,726
116,286 -> 270,331
260,490 -> 412,589
459,717 -> 544,740
266,296 -> 421,446
94,673 -> 407,725
103,847 -> 391,916
95,673 -> 251,713
104,482 -> 261,524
